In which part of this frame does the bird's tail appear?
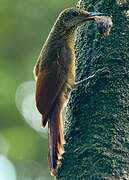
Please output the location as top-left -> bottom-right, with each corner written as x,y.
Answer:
48,99 -> 65,176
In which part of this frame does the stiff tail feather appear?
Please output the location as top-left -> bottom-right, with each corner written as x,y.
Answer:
48,100 -> 65,176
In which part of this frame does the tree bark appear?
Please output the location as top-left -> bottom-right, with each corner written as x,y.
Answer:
57,0 -> 129,179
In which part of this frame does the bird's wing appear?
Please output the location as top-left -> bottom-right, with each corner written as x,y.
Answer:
35,61 -> 66,121
33,59 -> 40,80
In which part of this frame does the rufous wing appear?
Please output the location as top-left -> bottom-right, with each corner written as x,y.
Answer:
35,62 -> 65,126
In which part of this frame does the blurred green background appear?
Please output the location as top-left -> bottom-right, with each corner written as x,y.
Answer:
0,0 -> 75,179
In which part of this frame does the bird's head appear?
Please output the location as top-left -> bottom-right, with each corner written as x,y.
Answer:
58,8 -> 112,36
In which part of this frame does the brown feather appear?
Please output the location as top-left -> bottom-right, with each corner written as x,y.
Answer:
35,62 -> 66,126
48,98 -> 65,176
42,115 -> 48,127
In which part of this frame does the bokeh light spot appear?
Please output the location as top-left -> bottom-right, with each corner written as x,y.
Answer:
0,155 -> 16,180
15,80 -> 47,134
0,135 -> 9,156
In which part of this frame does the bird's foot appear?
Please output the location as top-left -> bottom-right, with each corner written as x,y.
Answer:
74,67 -> 110,91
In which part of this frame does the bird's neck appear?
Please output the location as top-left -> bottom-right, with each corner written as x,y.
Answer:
42,20 -> 75,56
48,19 -> 75,43
66,30 -> 75,50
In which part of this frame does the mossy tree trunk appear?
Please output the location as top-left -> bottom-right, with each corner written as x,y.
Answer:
57,0 -> 129,179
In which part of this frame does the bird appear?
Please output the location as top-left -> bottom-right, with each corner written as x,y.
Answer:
33,7 -> 112,176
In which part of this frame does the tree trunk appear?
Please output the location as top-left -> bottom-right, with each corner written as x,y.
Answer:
57,0 -> 129,179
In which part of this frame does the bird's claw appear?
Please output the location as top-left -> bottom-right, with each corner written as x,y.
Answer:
84,67 -> 110,93
95,67 -> 110,76
84,81 -> 90,93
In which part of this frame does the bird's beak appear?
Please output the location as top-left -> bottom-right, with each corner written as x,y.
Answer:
89,12 -> 105,17
83,12 -> 108,21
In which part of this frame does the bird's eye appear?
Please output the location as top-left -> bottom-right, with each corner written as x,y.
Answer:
71,11 -> 79,17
